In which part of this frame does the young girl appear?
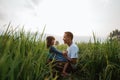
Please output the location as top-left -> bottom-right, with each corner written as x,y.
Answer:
46,36 -> 69,76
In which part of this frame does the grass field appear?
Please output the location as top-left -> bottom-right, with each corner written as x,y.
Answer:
0,26 -> 120,80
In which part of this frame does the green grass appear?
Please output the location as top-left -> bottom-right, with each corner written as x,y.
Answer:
0,25 -> 51,80
0,25 -> 120,80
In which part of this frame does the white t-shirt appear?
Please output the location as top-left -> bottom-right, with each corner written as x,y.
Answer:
67,43 -> 79,58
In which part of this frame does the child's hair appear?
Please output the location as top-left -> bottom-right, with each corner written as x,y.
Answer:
46,36 -> 55,48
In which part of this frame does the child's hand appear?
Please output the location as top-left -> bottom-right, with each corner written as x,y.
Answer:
62,50 -> 68,57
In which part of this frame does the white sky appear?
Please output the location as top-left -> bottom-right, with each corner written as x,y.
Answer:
0,0 -> 120,37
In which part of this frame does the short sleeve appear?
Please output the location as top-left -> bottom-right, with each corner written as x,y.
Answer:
70,47 -> 78,58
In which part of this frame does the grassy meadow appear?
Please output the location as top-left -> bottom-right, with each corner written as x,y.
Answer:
0,25 -> 120,80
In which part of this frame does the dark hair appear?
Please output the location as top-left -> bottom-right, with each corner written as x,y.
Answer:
64,31 -> 73,40
46,36 -> 55,48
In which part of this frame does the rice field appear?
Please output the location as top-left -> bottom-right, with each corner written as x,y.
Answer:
0,25 -> 120,80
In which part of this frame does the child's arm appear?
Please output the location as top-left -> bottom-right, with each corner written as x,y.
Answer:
50,46 -> 63,55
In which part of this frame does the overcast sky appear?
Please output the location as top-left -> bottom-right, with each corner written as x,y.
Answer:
0,0 -> 120,37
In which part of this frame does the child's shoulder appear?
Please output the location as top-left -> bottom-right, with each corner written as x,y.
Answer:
50,46 -> 56,50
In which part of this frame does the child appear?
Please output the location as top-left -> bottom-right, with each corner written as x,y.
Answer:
46,36 -> 69,76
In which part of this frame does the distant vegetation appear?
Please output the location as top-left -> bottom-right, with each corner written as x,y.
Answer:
109,29 -> 120,41
0,25 -> 120,80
